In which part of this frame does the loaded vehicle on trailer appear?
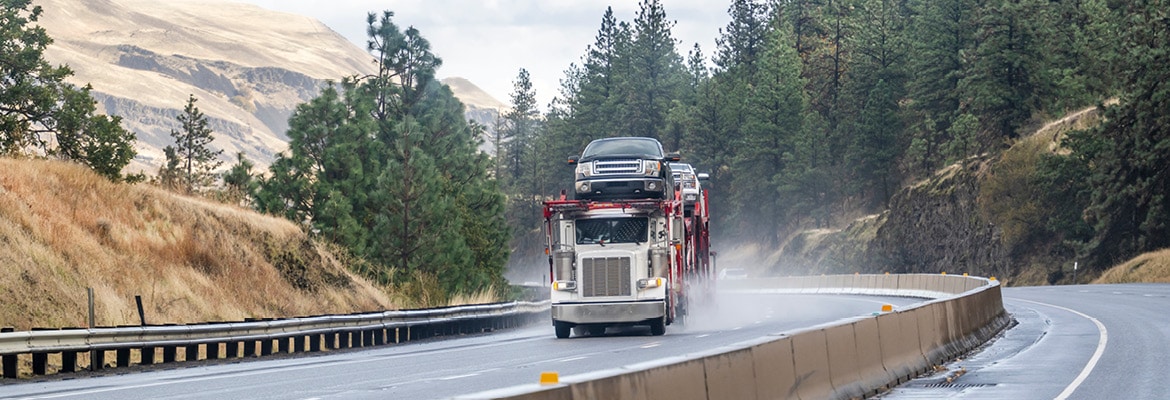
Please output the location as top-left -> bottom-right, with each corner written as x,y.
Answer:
545,137 -> 712,338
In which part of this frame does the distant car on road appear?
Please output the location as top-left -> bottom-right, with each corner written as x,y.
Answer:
718,268 -> 748,280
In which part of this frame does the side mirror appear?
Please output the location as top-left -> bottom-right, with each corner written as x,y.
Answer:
568,156 -> 578,165
665,152 -> 681,162
698,172 -> 710,181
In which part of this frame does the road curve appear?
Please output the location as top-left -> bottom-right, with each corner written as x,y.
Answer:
883,283 -> 1170,399
0,293 -> 919,400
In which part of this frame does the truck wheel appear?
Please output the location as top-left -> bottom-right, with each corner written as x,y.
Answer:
649,317 -> 666,336
555,322 -> 571,339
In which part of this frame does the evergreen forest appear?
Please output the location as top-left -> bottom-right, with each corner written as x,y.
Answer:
493,0 -> 1170,279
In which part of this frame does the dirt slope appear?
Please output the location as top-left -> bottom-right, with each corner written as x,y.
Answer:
0,158 -> 393,330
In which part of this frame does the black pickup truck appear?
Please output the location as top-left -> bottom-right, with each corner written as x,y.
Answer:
568,137 -> 680,201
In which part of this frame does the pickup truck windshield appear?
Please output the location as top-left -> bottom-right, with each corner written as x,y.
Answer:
576,218 -> 649,245
581,138 -> 663,159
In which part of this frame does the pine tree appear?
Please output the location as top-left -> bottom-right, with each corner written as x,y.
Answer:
166,94 -> 224,193
733,18 -> 808,238
222,152 -> 257,206
625,0 -> 687,145
903,0 -> 980,171
1066,0 -> 1170,269
844,0 -> 910,207
959,0 -> 1057,141
1,0 -> 136,180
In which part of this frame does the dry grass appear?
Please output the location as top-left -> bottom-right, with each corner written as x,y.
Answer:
0,158 -> 394,330
1094,248 -> 1170,284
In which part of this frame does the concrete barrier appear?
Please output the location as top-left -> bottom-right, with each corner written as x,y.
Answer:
825,322 -> 865,399
851,317 -> 894,396
459,275 -> 1007,400
703,348 -> 758,400
791,328 -> 834,399
751,336 -> 798,400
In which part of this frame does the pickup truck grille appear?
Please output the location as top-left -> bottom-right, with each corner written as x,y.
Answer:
594,159 -> 642,175
581,257 -> 632,297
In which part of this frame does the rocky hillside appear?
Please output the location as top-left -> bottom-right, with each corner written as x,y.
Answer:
34,0 -> 504,173
767,108 -> 1116,286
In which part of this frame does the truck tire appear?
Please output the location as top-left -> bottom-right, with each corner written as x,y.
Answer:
649,317 -> 666,336
554,322 -> 571,339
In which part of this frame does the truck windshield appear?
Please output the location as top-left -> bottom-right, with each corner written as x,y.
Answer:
576,218 -> 649,245
581,138 -> 663,159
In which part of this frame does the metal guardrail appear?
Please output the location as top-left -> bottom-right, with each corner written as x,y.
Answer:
0,300 -> 550,379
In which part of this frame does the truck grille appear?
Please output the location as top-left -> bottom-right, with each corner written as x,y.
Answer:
581,257 -> 632,297
594,159 -> 641,175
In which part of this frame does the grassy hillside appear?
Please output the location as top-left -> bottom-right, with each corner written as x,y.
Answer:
1094,249 -> 1170,284
0,158 -> 393,330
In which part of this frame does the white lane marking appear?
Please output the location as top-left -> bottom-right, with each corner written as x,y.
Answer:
640,343 -> 660,349
1012,298 -> 1108,400
439,373 -> 479,380
559,356 -> 587,363
696,334 -> 710,338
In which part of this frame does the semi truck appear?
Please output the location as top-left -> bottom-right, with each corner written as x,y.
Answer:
543,190 -> 712,338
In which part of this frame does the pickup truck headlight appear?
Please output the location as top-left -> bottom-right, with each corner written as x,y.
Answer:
575,162 -> 592,178
643,160 -> 660,176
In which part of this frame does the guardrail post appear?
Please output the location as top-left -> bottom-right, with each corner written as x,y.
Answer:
294,335 -> 306,352
244,341 -> 257,357
116,348 -> 131,367
1,353 -> 16,379
61,351 -> 77,373
310,334 -> 322,352
374,329 -> 386,346
277,337 -> 289,354
261,339 -> 273,356
141,347 -> 155,365
162,346 -> 177,363
207,343 -> 220,360
226,341 -> 239,358
185,344 -> 199,361
92,350 -> 105,370
32,353 -> 47,375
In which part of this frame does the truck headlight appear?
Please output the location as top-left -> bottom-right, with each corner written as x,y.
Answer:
553,281 -> 577,291
577,182 -> 590,193
637,277 -> 664,289
575,162 -> 592,178
643,160 -> 660,176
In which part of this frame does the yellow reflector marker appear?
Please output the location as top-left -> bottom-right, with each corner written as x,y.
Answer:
882,304 -> 893,312
941,271 -> 947,275
963,273 -> 969,277
884,272 -> 889,275
540,371 -> 559,385
990,276 -> 997,281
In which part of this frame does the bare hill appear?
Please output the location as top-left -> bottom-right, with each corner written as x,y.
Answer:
32,0 -> 504,173
0,158 -> 394,330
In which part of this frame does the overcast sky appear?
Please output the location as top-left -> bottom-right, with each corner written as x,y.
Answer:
235,1 -> 732,109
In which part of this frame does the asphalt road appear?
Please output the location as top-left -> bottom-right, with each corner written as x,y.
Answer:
0,293 -> 920,400
883,283 -> 1170,399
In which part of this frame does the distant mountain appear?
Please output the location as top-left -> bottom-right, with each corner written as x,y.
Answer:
33,0 -> 504,173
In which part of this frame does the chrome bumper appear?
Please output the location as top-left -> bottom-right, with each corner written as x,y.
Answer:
551,301 -> 665,324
